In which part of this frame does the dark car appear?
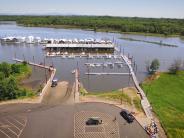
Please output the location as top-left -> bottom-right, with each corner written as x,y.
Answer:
120,109 -> 135,123
51,79 -> 58,87
86,117 -> 102,125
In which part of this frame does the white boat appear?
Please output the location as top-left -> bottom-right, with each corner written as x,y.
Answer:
64,52 -> 68,55
68,55 -> 75,59
103,63 -> 108,67
17,36 -> 26,43
35,37 -> 41,43
95,63 -> 101,67
90,64 -> 95,67
26,36 -> 35,44
61,55 -> 66,58
105,54 -> 112,59
87,54 -> 93,59
117,64 -> 123,68
81,52 -> 85,55
56,52 -> 60,55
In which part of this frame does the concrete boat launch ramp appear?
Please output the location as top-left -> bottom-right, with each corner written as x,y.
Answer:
41,81 -> 74,105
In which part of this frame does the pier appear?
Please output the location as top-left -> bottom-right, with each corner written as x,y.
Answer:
121,54 -> 153,118
12,58 -> 56,102
13,58 -> 54,71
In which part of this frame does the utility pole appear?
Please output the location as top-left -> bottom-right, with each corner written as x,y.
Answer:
44,58 -> 47,83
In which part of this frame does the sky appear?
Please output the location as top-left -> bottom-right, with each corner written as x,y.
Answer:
0,0 -> 183,18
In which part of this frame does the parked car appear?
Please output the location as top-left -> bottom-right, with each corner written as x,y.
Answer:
120,109 -> 134,123
86,117 -> 102,125
51,79 -> 58,87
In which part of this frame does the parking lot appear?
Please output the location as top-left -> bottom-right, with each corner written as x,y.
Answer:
74,111 -> 120,138
0,102 -> 149,138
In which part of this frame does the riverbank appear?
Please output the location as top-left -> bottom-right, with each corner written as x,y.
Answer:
0,62 -> 35,101
141,72 -> 184,138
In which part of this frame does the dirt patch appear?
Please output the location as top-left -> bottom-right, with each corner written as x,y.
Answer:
143,72 -> 161,84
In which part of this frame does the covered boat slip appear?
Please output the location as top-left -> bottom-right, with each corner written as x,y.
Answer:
45,43 -> 115,53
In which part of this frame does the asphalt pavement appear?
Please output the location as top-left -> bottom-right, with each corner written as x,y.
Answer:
0,81 -> 149,138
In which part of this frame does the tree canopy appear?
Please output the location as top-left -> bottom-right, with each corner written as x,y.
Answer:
0,15 -> 184,36
0,62 -> 33,101
148,59 -> 160,74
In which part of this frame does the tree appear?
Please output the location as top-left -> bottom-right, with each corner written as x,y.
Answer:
181,30 -> 184,36
169,59 -> 183,74
0,72 -> 5,80
148,59 -> 160,74
0,62 -> 12,78
5,76 -> 18,99
11,64 -> 20,74
0,80 -> 6,100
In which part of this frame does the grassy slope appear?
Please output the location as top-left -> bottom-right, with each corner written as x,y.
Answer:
15,64 -> 35,98
85,89 -> 142,112
142,72 -> 184,138
14,64 -> 32,81
87,90 -> 132,105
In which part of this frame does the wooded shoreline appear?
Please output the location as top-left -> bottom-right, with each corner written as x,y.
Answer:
0,15 -> 184,37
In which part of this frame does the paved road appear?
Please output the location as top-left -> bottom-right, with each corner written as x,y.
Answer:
0,102 -> 149,138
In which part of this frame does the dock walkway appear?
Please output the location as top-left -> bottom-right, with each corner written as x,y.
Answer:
121,54 -> 152,118
13,58 -> 54,70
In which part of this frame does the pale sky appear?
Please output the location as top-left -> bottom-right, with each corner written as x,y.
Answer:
0,0 -> 183,18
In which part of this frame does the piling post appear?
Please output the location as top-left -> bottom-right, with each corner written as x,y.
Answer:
44,58 -> 48,83
23,54 -> 25,61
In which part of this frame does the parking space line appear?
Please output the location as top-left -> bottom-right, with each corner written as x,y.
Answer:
7,128 -> 18,137
8,117 -> 24,127
18,116 -> 27,138
5,119 -> 21,131
74,111 -> 120,138
0,115 -> 27,138
0,128 -> 11,138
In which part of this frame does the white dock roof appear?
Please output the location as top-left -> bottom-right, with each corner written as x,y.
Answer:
45,44 -> 115,48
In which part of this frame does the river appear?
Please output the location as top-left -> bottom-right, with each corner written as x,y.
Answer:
0,21 -> 184,92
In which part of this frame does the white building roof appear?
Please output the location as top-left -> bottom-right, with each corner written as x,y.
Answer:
45,44 -> 114,48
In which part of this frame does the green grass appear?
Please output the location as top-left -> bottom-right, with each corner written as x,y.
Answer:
14,64 -> 35,98
142,72 -> 184,138
133,97 -> 142,112
13,64 -> 32,81
80,87 -> 88,96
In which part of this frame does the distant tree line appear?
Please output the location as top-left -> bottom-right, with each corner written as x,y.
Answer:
0,62 -> 33,101
0,15 -> 184,36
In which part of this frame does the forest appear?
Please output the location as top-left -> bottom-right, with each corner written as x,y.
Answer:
0,15 -> 184,36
